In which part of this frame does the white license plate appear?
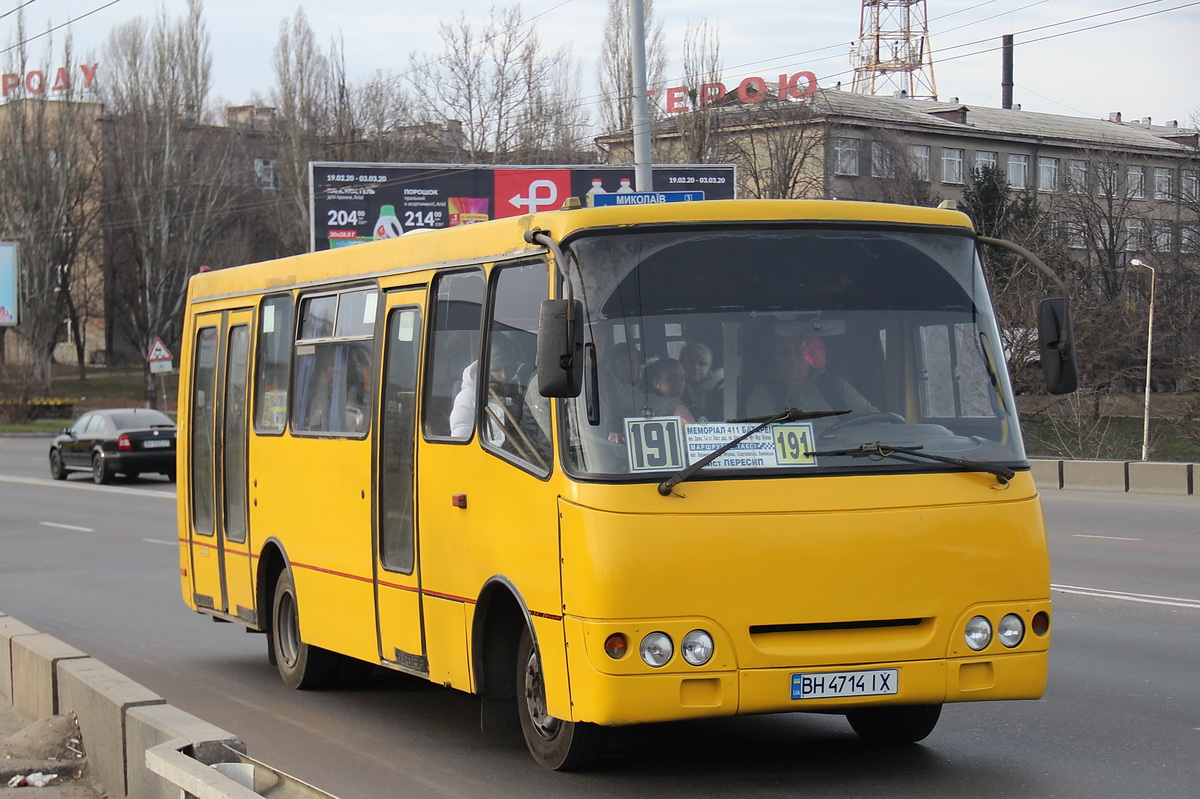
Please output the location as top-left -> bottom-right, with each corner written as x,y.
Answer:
142,440 -> 171,448
791,668 -> 898,700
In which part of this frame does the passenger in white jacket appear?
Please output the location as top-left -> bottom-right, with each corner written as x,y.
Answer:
449,359 -> 508,445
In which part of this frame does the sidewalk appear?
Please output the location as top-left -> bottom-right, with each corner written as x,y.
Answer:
0,702 -> 108,797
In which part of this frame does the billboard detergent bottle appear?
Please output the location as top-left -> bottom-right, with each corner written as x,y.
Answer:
373,205 -> 403,240
585,179 -> 608,207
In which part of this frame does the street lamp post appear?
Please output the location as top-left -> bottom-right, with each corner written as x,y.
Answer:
1130,258 -> 1155,461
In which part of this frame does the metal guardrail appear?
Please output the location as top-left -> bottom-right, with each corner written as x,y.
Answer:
146,740 -> 338,799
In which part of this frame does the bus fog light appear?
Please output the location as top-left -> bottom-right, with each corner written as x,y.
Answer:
604,633 -> 629,659
964,616 -> 992,651
681,630 -> 714,666
998,614 -> 1025,648
1031,611 -> 1050,637
640,632 -> 673,668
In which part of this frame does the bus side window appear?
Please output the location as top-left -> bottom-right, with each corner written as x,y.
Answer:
481,262 -> 551,474
254,294 -> 293,434
422,270 -> 485,440
291,289 -> 376,436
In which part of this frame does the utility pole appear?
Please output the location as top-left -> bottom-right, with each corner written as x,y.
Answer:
630,0 -> 653,191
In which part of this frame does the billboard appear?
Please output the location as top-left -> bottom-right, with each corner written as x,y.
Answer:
0,242 -> 17,327
309,163 -> 737,252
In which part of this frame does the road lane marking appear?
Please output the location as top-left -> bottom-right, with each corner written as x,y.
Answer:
1072,534 -> 1142,541
1052,584 -> 1200,609
143,538 -> 177,546
39,522 -> 94,532
0,474 -> 174,499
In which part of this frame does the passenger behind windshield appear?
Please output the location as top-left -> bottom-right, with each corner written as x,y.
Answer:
681,342 -> 724,422
643,357 -> 696,422
745,332 -> 876,427
599,341 -> 645,443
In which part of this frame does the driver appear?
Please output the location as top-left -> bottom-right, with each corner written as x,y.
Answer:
744,333 -> 876,426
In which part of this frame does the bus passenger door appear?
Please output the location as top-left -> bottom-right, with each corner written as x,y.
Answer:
186,309 -> 255,619
218,310 -> 255,620
374,292 -> 427,673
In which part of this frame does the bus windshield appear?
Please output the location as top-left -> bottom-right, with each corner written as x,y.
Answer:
560,225 -> 1026,481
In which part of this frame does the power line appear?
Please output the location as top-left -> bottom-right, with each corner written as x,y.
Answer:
0,0 -> 124,56
0,1 -> 44,24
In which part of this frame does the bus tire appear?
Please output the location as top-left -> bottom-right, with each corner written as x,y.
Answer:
271,569 -> 338,690
516,625 -> 603,770
846,703 -> 942,744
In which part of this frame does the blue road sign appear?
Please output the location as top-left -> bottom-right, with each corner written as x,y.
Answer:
592,191 -> 706,206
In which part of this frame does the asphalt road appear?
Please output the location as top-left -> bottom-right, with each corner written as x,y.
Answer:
1,435 -> 1197,798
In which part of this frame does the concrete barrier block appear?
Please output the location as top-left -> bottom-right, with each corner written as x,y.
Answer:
1060,460 -> 1127,492
126,703 -> 245,799
58,658 -> 165,797
1029,459 -> 1062,490
1126,461 -> 1192,496
0,617 -> 40,707
10,633 -> 87,719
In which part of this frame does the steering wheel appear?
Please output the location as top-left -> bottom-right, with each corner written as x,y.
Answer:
820,411 -> 908,436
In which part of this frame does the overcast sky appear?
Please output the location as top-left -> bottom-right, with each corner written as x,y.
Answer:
5,0 -> 1199,128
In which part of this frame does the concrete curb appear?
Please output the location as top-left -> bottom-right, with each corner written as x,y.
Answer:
0,613 -> 337,798
1031,459 -> 1197,496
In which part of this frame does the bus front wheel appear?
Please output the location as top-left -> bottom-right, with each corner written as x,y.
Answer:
846,703 -> 942,744
271,570 -> 338,690
516,626 -> 602,770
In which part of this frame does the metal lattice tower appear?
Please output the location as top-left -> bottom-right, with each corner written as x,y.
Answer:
850,0 -> 938,100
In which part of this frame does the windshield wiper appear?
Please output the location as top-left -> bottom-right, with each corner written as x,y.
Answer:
804,442 -> 1015,484
657,408 -> 849,496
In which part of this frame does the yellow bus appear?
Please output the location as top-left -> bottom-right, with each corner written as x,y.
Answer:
177,199 -> 1075,769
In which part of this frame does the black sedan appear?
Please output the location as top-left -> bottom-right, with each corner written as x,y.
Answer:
49,408 -> 177,484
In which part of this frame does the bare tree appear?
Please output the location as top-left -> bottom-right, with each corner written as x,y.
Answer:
265,8 -> 338,256
98,0 -> 246,404
721,100 -> 827,199
407,3 -> 588,164
597,0 -> 666,136
0,24 -> 98,387
671,16 -> 724,163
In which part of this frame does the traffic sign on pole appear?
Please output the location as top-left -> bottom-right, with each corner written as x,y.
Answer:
148,338 -> 173,373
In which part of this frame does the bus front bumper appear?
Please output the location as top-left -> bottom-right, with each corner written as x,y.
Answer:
564,651 -> 1048,727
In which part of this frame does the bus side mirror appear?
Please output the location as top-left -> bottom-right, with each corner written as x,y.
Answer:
1038,297 -> 1077,395
536,299 -> 584,398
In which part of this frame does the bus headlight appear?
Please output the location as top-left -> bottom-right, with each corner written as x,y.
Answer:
997,614 -> 1025,648
640,632 -> 673,668
681,630 -> 714,666
964,615 -> 992,651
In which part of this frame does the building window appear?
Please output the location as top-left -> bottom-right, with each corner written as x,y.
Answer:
1038,157 -> 1059,192
908,144 -> 931,181
254,158 -> 278,191
1096,163 -> 1117,196
1125,218 -> 1146,251
833,138 -> 860,176
1126,165 -> 1145,199
941,148 -> 964,184
1007,154 -> 1029,189
1067,218 -> 1085,249
1183,170 -> 1199,202
975,151 -> 997,172
871,141 -> 894,178
1183,226 -> 1200,255
1152,220 -> 1173,252
1154,167 -> 1174,201
1068,159 -> 1088,194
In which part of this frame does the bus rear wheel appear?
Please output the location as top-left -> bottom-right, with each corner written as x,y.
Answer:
516,626 -> 602,770
271,569 -> 338,690
846,703 -> 942,744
